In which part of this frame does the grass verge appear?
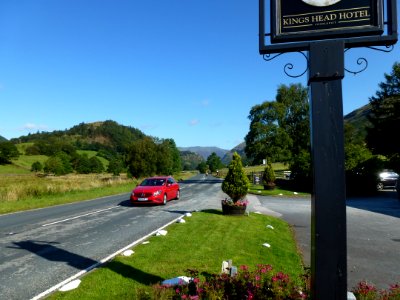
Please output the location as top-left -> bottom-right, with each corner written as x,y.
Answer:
248,184 -> 309,197
0,171 -> 197,215
48,211 -> 305,299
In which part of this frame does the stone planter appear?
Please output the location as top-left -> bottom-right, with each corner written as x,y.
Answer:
221,203 -> 247,215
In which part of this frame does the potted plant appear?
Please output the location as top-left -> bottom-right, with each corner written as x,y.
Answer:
221,152 -> 250,215
262,163 -> 276,190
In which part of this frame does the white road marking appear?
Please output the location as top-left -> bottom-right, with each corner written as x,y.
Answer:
31,214 -> 185,300
41,206 -> 118,227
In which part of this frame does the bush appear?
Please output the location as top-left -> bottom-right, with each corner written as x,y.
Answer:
262,164 -> 276,190
221,152 -> 249,202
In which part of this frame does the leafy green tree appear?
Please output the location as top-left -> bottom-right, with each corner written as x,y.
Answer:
206,152 -> 224,173
0,141 -> 20,164
344,123 -> 372,171
74,154 -> 91,174
31,161 -> 43,172
89,156 -> 104,173
126,137 -> 158,178
107,157 -> 124,176
245,83 -> 309,165
367,62 -> 400,157
221,152 -> 249,202
44,156 -> 66,175
156,138 -> 182,175
197,162 -> 208,174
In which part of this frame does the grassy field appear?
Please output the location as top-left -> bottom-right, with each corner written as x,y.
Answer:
248,184 -> 309,197
48,211 -> 305,300
0,171 -> 197,215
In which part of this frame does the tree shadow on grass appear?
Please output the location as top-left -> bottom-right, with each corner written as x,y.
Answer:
9,240 -> 164,285
105,260 -> 164,285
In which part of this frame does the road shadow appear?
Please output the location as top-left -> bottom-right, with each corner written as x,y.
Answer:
180,178 -> 223,185
347,191 -> 400,219
9,240 -> 97,270
9,240 -> 165,285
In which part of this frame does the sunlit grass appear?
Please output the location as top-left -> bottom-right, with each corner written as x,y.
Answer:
49,211 -> 305,299
0,171 -> 197,215
248,184 -> 309,197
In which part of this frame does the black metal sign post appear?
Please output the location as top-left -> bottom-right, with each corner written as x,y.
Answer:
259,0 -> 397,299
308,40 -> 347,298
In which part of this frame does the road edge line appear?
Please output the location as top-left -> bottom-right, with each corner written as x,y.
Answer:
31,214 -> 185,300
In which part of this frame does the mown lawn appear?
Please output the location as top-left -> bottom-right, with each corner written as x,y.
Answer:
48,211 -> 305,299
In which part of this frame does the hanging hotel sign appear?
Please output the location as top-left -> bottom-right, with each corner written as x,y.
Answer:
271,0 -> 384,43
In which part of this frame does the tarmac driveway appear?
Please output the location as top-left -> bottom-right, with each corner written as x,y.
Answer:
249,191 -> 400,290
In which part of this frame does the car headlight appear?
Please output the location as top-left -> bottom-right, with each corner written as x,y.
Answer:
153,190 -> 162,196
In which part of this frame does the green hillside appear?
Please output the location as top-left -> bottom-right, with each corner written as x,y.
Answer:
343,103 -> 372,140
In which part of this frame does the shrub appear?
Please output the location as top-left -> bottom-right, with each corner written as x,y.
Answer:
221,152 -> 249,202
262,163 -> 276,190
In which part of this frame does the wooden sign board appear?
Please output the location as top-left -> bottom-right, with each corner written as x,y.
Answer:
271,0 -> 384,43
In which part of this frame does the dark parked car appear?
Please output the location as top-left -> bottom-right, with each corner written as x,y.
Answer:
396,179 -> 400,199
130,176 -> 180,205
376,170 -> 399,190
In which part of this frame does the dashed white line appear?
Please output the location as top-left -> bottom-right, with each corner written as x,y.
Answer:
41,206 -> 118,227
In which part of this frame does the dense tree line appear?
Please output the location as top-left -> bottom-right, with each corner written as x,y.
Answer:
243,62 -> 400,194
125,138 -> 181,178
245,83 -> 311,189
4,121 -> 182,177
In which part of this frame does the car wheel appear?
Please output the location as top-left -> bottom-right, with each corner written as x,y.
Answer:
175,190 -> 180,200
377,182 -> 384,191
163,194 -> 167,205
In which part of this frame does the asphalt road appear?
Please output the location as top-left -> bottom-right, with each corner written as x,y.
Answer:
0,174 -> 224,300
1,176 -> 399,298
251,191 -> 400,290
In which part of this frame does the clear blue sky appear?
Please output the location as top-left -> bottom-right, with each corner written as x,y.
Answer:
0,1 -> 399,150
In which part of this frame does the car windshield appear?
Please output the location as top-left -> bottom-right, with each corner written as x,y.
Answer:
140,178 -> 166,186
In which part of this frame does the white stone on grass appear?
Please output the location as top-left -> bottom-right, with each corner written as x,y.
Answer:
123,250 -> 134,257
156,230 -> 168,236
294,192 -> 298,195
266,225 -> 274,230
177,219 -> 186,223
185,213 -> 192,217
59,280 -> 81,292
263,243 -> 271,248
142,241 -> 150,245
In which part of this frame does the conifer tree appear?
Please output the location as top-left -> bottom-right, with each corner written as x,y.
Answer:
221,152 -> 249,202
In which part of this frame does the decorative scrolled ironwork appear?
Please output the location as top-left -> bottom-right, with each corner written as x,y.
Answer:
344,44 -> 394,75
366,44 -> 394,53
344,56 -> 368,75
262,53 -> 284,62
263,51 -> 309,78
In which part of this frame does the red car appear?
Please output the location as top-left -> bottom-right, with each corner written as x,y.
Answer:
130,176 -> 180,205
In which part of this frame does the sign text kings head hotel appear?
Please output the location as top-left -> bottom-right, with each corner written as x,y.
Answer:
271,0 -> 383,43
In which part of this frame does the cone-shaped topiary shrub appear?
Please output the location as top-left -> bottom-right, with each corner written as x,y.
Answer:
262,163 -> 276,190
221,152 -> 250,202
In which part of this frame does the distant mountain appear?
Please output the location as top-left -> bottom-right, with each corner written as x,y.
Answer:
180,151 -> 204,171
221,142 -> 248,165
344,103 -> 372,140
178,146 -> 229,160
0,135 -> 7,142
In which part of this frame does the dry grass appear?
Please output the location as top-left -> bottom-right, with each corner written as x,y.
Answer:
0,173 -> 134,202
